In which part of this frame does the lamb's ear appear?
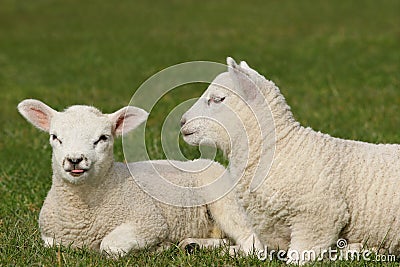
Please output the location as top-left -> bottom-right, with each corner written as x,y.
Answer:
17,99 -> 57,132
109,106 -> 148,136
227,57 -> 258,100
239,60 -> 250,69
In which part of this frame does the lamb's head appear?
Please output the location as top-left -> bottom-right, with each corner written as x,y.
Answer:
180,72 -> 234,152
18,99 -> 148,185
181,57 -> 266,155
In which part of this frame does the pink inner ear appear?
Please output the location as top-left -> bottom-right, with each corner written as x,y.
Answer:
31,108 -> 50,130
114,115 -> 125,133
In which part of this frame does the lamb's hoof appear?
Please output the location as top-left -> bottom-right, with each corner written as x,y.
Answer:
178,238 -> 227,253
228,245 -> 241,256
184,242 -> 201,254
42,236 -> 56,247
239,233 -> 264,255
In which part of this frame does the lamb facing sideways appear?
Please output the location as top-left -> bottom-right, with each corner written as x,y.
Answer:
181,57 -> 400,264
17,99 -> 263,257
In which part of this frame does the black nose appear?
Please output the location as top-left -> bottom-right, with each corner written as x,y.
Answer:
180,118 -> 186,127
67,157 -> 83,164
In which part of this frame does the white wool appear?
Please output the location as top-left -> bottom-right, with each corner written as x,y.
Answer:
18,99 -> 262,257
181,57 -> 400,264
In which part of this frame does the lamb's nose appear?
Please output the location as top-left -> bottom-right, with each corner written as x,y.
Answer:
67,157 -> 83,164
180,118 -> 186,127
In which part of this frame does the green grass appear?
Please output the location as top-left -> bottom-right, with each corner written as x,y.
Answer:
0,0 -> 399,265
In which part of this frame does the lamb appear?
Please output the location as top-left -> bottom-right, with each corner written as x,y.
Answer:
17,99 -> 263,257
180,57 -> 400,264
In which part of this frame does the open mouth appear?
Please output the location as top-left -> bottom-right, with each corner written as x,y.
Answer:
68,169 -> 87,177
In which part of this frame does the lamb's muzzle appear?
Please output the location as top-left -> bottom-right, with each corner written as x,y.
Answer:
63,155 -> 90,177
180,127 -> 195,136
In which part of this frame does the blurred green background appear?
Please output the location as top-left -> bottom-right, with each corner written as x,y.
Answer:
0,0 -> 399,265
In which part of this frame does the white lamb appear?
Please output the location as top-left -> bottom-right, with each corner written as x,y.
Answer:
17,99 -> 262,257
181,57 -> 400,263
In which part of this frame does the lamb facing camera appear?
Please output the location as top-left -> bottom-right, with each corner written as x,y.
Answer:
181,57 -> 400,264
18,99 -> 262,257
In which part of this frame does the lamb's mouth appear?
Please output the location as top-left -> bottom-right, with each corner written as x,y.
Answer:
68,169 -> 88,177
181,129 -> 197,137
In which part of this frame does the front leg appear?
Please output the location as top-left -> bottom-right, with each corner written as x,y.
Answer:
287,211 -> 349,264
207,190 -> 263,255
287,227 -> 337,265
100,223 -> 159,257
178,238 -> 228,252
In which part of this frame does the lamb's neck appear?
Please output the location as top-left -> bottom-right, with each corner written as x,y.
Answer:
261,79 -> 300,140
227,83 -> 301,189
226,114 -> 274,186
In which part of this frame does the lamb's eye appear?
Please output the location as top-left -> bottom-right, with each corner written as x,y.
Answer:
50,134 -> 62,144
94,135 -> 109,145
208,96 -> 226,105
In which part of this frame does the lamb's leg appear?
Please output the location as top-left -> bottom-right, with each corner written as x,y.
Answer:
283,191 -> 350,265
287,228 -> 337,264
287,216 -> 348,265
100,223 -> 144,257
178,238 -> 228,252
287,240 -> 364,264
207,190 -> 263,255
100,222 -> 166,258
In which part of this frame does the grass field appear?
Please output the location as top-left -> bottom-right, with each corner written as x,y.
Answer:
0,0 -> 399,266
